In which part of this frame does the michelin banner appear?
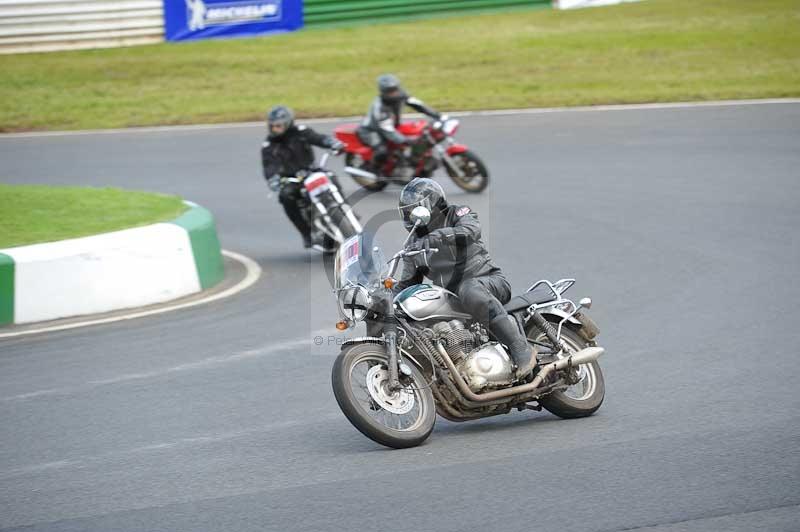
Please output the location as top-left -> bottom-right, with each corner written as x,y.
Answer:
163,0 -> 302,41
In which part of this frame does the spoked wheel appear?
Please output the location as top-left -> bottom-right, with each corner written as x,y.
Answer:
444,150 -> 489,193
527,325 -> 605,418
332,344 -> 436,448
345,153 -> 388,191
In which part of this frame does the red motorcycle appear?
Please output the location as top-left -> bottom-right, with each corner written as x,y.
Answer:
334,116 -> 489,193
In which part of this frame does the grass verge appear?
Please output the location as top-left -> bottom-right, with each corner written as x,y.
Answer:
1,0 -> 798,131
0,185 -> 187,248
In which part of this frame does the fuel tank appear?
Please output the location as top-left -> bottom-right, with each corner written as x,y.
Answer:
394,284 -> 471,321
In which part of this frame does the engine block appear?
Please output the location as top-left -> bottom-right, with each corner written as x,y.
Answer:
432,320 -> 474,363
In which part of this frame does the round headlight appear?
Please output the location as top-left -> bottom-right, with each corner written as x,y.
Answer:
337,286 -> 371,323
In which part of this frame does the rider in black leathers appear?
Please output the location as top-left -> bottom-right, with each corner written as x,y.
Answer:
261,105 -> 344,249
357,74 -> 441,172
394,178 -> 537,380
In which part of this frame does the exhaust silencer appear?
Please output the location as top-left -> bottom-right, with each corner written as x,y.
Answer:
553,347 -> 604,370
344,166 -> 380,182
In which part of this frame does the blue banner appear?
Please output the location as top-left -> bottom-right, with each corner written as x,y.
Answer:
163,0 -> 303,42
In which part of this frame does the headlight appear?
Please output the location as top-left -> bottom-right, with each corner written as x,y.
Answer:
337,286 -> 371,323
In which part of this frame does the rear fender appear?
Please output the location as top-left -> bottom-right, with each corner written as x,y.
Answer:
536,309 -> 600,342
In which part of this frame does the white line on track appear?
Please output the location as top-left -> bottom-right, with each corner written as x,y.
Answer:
0,249 -> 262,339
0,412 -> 344,478
2,98 -> 798,139
0,328 -> 330,402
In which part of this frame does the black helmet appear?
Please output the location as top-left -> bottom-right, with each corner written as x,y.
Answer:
398,178 -> 447,232
267,105 -> 294,138
377,74 -> 405,104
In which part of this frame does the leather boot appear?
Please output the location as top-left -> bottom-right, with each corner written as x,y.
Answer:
490,315 -> 537,380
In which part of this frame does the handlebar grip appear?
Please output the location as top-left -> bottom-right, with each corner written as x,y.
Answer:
403,247 -> 439,257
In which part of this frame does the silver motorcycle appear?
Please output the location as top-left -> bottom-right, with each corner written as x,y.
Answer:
330,207 -> 605,448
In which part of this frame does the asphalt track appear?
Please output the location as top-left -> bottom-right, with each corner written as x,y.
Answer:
1,102 -> 799,531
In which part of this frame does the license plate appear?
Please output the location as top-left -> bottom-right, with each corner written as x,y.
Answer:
304,172 -> 331,199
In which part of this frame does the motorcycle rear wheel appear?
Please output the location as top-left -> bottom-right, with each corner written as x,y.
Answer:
332,344 -> 436,449
527,325 -> 605,418
444,150 -> 489,193
345,153 -> 388,191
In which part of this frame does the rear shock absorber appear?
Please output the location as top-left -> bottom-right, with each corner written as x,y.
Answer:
529,310 -> 563,352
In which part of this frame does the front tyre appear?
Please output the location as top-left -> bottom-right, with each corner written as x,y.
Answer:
528,325 -> 605,418
332,343 -> 436,449
444,150 -> 489,193
322,200 -> 359,254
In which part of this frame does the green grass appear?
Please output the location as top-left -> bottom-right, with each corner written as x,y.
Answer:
0,185 -> 187,248
1,0 -> 798,131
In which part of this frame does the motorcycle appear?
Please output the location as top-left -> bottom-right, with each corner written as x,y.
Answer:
271,150 -> 363,254
334,116 -> 489,193
330,207 -> 605,449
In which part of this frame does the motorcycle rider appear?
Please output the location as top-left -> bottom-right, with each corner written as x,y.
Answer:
357,74 -> 442,173
261,105 -> 345,250
394,178 -> 537,380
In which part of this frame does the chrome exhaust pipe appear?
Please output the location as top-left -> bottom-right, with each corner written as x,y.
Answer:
552,347 -> 604,371
344,166 -> 380,182
435,342 -> 604,403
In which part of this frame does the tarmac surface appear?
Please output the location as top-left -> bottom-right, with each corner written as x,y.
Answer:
1,102 -> 799,531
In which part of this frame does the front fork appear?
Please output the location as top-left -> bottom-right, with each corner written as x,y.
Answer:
372,287 -> 402,391
434,140 -> 465,178
310,187 -> 362,242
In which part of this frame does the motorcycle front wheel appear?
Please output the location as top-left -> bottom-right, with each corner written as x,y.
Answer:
444,150 -> 489,193
322,201 -> 359,254
332,343 -> 436,449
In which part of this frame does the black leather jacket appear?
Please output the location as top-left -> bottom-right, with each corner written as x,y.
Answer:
261,124 -> 338,178
395,204 -> 502,293
358,95 -> 441,145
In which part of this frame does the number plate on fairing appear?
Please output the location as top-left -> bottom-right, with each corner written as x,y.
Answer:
304,172 -> 331,199
339,235 -> 360,274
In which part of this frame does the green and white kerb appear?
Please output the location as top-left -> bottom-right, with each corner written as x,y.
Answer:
0,202 -> 223,326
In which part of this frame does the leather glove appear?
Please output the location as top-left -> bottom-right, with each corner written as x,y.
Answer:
424,230 -> 446,250
406,237 -> 428,253
267,174 -> 281,192
331,140 -> 345,155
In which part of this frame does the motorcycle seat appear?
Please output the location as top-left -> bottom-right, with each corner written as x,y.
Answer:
504,285 -> 558,312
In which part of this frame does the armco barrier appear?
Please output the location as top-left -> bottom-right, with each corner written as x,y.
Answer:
303,0 -> 549,26
0,0 -> 164,54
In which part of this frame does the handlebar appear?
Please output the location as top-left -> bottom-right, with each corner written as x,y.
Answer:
319,151 -> 331,168
398,247 -> 439,258
387,246 -> 439,279
279,149 -> 340,183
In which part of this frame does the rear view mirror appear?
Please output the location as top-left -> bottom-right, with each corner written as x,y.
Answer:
410,206 -> 431,227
